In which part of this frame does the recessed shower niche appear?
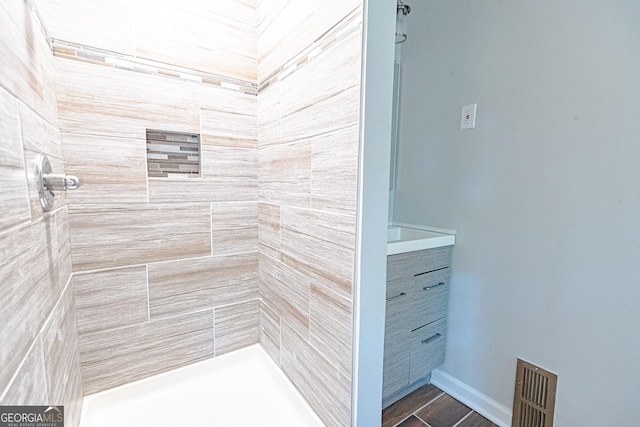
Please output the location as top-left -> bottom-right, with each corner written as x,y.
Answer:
146,130 -> 201,178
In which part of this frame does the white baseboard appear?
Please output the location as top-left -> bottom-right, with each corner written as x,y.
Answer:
430,369 -> 512,427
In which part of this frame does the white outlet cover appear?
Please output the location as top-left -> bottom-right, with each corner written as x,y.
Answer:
460,103 -> 477,130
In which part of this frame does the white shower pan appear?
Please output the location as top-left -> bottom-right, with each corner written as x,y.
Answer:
79,345 -> 325,427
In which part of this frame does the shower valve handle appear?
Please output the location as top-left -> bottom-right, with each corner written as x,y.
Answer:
37,153 -> 84,212
43,173 -> 83,191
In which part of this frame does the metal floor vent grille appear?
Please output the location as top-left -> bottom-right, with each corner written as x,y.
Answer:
512,359 -> 558,427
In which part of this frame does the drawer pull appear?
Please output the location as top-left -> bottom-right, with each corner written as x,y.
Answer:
423,282 -> 446,291
387,292 -> 407,301
421,333 -> 442,344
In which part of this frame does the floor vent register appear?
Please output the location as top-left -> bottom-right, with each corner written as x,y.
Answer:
512,358 -> 558,427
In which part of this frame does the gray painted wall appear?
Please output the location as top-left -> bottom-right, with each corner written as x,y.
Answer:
393,1 -> 640,425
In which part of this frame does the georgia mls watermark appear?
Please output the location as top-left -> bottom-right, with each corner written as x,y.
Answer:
0,406 -> 64,427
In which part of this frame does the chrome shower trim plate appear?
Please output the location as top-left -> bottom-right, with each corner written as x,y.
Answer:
37,153 -> 55,212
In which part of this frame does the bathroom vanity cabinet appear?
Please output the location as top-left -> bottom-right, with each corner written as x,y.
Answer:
382,245 -> 453,407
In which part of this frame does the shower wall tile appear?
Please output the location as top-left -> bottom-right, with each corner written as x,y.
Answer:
215,300 -> 260,356
49,0 -> 263,390
55,206 -> 72,296
148,178 -> 256,204
0,0 -> 59,125
207,0 -> 257,28
259,253 -> 310,338
0,217 -> 61,390
201,146 -> 258,183
200,84 -> 258,149
74,266 -> 149,335
58,353 -> 83,427
258,141 -> 311,207
42,282 -> 84,422
133,0 -> 257,81
69,204 -> 212,271
256,3 -> 362,424
148,252 -> 259,319
62,133 -> 148,204
54,57 -> 200,140
274,30 -> 361,144
35,0 -> 136,55
256,22 -> 362,145
280,321 -> 351,427
1,0 -> 80,420
258,202 -> 281,259
149,146 -> 259,204
211,202 -> 258,255
280,206 -> 356,299
311,126 -> 359,214
256,0 -> 361,81
256,83 -> 281,149
0,338 -> 48,405
0,87 -> 30,232
19,102 -> 64,163
1,297 -> 83,426
259,300 -> 280,363
40,2 -> 365,419
36,0 -> 258,79
280,85 -> 360,144
78,310 -> 215,394
19,101 -> 67,220
279,29 -> 361,125
255,0 -> 284,50
310,281 -> 353,376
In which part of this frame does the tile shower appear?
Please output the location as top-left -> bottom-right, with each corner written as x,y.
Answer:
1,0 -> 364,426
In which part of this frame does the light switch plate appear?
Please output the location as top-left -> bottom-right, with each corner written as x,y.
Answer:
460,103 -> 477,130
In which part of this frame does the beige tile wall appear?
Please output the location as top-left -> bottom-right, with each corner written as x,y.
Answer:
74,266 -> 149,334
214,300 -> 260,356
280,321 -> 352,426
50,2 -> 261,393
256,0 -> 362,81
200,84 -> 258,149
0,0 -> 82,425
68,204 -> 212,271
35,0 -> 257,82
78,310 -> 215,394
54,58 -> 201,140
20,104 -> 67,217
0,87 -> 31,232
147,253 -> 258,319
35,0 -> 136,55
256,4 -> 363,426
133,0 -> 256,81
62,134 -> 148,204
22,2 -> 364,425
1,0 -> 59,125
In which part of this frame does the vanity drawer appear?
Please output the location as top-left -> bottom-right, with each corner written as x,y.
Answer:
383,296 -> 411,398
409,317 -> 447,384
386,275 -> 413,300
412,268 -> 450,330
412,246 -> 452,275
387,251 -> 417,281
388,246 -> 452,280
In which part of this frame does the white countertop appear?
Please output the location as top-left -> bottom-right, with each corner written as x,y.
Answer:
387,223 -> 456,255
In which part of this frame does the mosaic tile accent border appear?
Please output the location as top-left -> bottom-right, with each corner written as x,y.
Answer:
146,130 -> 201,178
50,6 -> 362,97
258,7 -> 362,92
52,39 -> 258,95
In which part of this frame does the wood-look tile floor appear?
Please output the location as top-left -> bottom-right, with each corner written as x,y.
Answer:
381,384 -> 499,427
